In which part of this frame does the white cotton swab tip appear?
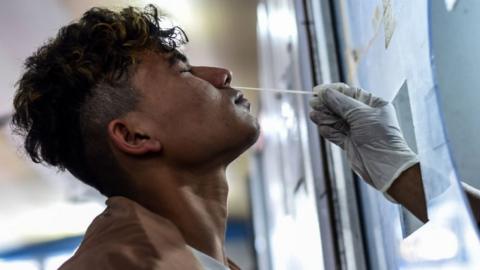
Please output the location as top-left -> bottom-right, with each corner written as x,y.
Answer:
233,86 -> 314,95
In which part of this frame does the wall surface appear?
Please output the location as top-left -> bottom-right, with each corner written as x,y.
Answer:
430,0 -> 480,189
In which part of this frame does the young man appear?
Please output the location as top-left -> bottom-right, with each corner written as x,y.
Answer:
13,5 -> 257,269
12,4 -> 479,270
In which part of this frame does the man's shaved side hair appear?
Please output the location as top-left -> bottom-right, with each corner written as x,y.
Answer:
11,5 -> 188,196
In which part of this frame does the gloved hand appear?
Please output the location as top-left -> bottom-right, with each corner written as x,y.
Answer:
309,83 -> 419,195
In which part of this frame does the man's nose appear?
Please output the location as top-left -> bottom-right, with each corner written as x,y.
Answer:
192,67 -> 232,89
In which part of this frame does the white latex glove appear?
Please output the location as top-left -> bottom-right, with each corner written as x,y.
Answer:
309,83 -> 419,194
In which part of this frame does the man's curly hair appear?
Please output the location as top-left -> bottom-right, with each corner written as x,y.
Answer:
12,5 -> 188,196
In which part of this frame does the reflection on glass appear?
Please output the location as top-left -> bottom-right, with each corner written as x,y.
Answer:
400,224 -> 459,262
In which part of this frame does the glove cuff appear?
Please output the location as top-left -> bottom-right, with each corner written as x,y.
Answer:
376,159 -> 419,205
379,159 -> 420,193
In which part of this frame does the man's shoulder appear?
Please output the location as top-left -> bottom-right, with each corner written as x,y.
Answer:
60,243 -> 202,270
59,242 -> 157,270
59,196 -> 202,270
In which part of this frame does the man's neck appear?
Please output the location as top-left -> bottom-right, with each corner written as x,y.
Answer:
125,164 -> 230,264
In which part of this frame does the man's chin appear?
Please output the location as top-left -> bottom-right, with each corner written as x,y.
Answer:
224,120 -> 260,163
240,120 -> 261,152
249,124 -> 261,144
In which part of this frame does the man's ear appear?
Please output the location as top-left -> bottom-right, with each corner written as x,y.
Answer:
108,119 -> 162,155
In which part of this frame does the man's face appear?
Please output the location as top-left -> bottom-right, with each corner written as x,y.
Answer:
130,51 -> 260,167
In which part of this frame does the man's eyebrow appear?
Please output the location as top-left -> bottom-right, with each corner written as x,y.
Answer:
167,50 -> 190,67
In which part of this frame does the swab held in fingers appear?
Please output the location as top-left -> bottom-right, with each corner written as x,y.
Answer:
234,86 -> 314,95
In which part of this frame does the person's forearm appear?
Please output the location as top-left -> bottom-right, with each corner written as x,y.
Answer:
386,163 -> 429,223
386,164 -> 480,226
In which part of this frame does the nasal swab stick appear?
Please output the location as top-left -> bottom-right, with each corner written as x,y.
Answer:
234,86 -> 314,95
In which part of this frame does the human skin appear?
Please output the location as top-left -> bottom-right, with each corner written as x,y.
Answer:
387,163 -> 480,226
105,50 -> 260,264
386,163 -> 429,222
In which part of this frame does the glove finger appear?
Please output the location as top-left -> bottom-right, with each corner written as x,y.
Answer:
318,125 -> 347,149
310,111 -> 348,148
313,82 -> 350,96
348,87 -> 388,108
309,98 -> 336,115
314,83 -> 388,108
309,95 -> 325,110
322,88 -> 367,119
309,109 -> 342,126
312,83 -> 349,106
331,119 -> 350,132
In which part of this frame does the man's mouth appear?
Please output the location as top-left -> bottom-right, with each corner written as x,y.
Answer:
234,92 -> 251,111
